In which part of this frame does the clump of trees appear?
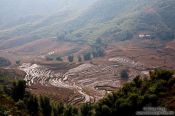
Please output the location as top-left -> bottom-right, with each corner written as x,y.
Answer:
78,56 -> 82,62
120,69 -> 129,80
56,31 -> 69,41
94,69 -> 174,116
83,52 -> 92,61
46,57 -> 54,61
16,60 -> 21,65
12,81 -> 26,102
0,57 -> 11,67
82,48 -> 105,61
40,96 -> 52,116
45,56 -> 63,62
68,55 -> 74,62
56,57 -> 63,61
92,48 -> 105,58
114,31 -> 133,41
156,31 -> 174,40
26,94 -> 39,116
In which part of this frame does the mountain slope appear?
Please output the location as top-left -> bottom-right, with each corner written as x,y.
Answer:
0,0 -> 97,37
0,0 -> 174,46
69,0 -> 175,41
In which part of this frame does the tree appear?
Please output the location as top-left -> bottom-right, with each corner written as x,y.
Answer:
68,55 -> 74,62
27,95 -> 39,116
150,69 -> 174,81
92,48 -> 105,58
0,57 -> 11,67
95,104 -> 111,116
40,96 -> 52,116
120,70 -> 129,80
133,76 -> 142,88
12,80 -> 26,101
64,105 -> 78,116
156,31 -> 174,40
16,60 -> 21,65
83,52 -> 91,61
46,57 -> 53,61
57,31 -> 68,41
56,57 -> 63,61
80,103 -> 93,116
78,56 -> 82,62
53,102 -> 64,116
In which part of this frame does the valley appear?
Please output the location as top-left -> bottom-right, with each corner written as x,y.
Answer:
0,1 -> 175,115
1,37 -> 174,104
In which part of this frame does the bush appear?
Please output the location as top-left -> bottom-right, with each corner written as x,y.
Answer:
150,69 -> 174,81
78,56 -> 82,62
40,96 -> 52,116
16,60 -> 21,65
12,81 -> 26,102
68,55 -> 74,62
83,53 -> 92,61
46,57 -> 54,61
120,70 -> 129,80
0,57 -> 11,67
27,95 -> 39,116
56,57 -> 63,61
80,103 -> 93,116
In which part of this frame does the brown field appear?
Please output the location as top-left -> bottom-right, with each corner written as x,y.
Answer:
0,38 -> 91,65
0,38 -> 175,104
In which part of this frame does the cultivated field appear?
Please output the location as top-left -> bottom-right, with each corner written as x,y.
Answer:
1,38 -> 175,104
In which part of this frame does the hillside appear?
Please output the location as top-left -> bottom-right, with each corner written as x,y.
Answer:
0,1 -> 175,115
69,0 -> 175,41
0,68 -> 175,115
0,0 -> 174,47
0,0 -> 97,42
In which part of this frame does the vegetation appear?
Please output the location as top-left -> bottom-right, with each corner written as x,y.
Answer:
68,55 -> 74,62
94,69 -> 174,116
11,81 -> 26,102
16,60 -> 21,65
92,49 -> 105,58
40,96 -> 52,116
0,57 -> 11,67
78,56 -> 82,62
0,0 -> 174,44
0,69 -> 174,116
120,69 -> 129,80
56,57 -> 63,61
83,52 -> 91,61
46,57 -> 54,61
26,94 -> 39,116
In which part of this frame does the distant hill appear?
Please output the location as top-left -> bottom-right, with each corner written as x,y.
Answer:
0,0 -> 174,45
68,0 -> 175,41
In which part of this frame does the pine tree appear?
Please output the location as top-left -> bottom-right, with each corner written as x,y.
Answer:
40,96 -> 52,116
68,55 -> 74,62
27,95 -> 39,116
12,80 -> 26,101
80,103 -> 93,116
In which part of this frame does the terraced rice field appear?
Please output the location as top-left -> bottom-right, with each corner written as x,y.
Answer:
19,56 -> 148,104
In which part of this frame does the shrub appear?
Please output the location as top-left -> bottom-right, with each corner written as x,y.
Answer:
68,55 -> 74,62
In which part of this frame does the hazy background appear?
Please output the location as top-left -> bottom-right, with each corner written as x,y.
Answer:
0,0 -> 174,45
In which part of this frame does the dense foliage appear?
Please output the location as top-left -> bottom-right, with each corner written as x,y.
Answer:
0,57 -> 11,67
94,69 -> 175,116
